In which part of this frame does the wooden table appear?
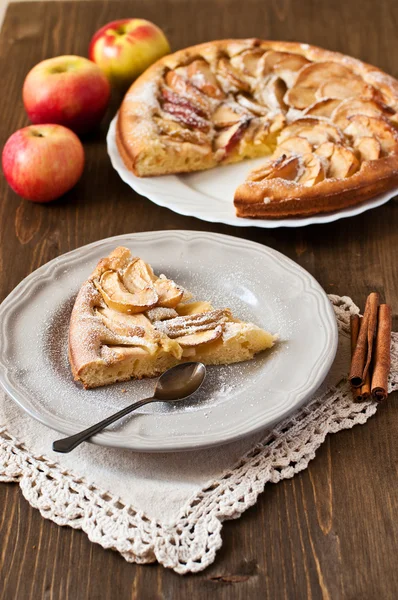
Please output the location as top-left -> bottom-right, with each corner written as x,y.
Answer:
0,1 -> 397,598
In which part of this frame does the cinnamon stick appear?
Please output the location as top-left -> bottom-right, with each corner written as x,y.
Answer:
350,315 -> 363,400
350,315 -> 372,401
371,304 -> 392,401
349,292 -> 379,387
361,369 -> 371,400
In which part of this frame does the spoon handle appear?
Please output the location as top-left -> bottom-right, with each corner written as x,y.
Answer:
52,397 -> 155,453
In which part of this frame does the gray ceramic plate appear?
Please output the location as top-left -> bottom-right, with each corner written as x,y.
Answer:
0,231 -> 337,452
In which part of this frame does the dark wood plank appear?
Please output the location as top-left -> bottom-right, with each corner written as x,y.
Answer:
0,1 -> 397,598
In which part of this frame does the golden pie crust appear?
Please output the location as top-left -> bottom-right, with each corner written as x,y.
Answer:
69,247 -> 275,388
116,39 -> 398,219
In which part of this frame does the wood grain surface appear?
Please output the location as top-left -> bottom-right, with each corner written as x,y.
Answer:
0,1 -> 397,598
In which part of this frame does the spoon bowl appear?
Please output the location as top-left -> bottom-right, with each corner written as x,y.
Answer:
154,362 -> 206,401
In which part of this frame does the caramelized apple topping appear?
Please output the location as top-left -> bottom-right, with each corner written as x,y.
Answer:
187,59 -> 226,99
95,307 -> 146,338
259,75 -> 288,111
331,98 -> 395,129
258,51 -> 310,87
153,275 -> 184,308
161,88 -> 207,118
145,307 -> 179,322
95,269 -> 158,314
154,116 -> 209,145
247,152 -> 328,186
303,98 -> 342,118
297,154 -> 326,186
247,155 -> 301,183
212,102 -> 250,128
274,136 -> 312,158
230,48 -> 265,77
353,136 -> 381,161
236,94 -> 270,116
284,62 -> 356,109
343,115 -> 398,154
217,57 -> 251,93
316,78 -> 376,101
214,119 -> 251,153
278,118 -> 343,146
153,309 -> 231,338
153,45 -> 398,185
162,102 -> 210,132
165,70 -> 212,116
315,143 -> 359,178
173,326 -> 223,348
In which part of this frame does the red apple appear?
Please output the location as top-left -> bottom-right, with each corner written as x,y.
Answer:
2,124 -> 85,203
89,19 -> 170,88
23,56 -> 110,134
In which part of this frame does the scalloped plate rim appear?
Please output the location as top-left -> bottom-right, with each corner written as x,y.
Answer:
0,231 -> 338,451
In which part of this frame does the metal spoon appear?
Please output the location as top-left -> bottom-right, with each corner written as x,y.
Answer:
52,362 -> 206,453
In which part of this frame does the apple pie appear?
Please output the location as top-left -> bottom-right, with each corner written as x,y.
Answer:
116,39 -> 398,218
69,247 -> 275,388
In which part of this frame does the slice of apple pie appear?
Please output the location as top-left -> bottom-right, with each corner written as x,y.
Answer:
69,247 -> 275,388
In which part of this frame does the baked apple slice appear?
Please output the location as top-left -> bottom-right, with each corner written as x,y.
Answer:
217,57 -> 251,93
274,136 -> 313,158
331,98 -> 395,129
316,78 -> 377,101
212,102 -> 249,127
153,276 -> 184,308
259,75 -> 287,111
284,62 -> 355,109
247,155 -> 301,182
214,119 -> 251,153
277,118 -> 343,146
95,269 -> 158,314
154,116 -> 209,145
187,59 -> 226,99
260,50 -> 310,73
315,142 -> 359,178
294,62 -> 355,89
161,88 -> 207,118
303,98 -> 342,118
353,136 -> 381,161
229,48 -> 265,78
296,154 -> 326,186
173,326 -> 223,348
259,51 -> 310,86
154,309 -> 230,337
161,102 -> 210,132
236,94 -> 269,116
95,307 -> 146,339
247,152 -> 326,187
123,258 -> 154,290
284,86 -> 317,110
343,115 -> 398,154
165,70 -> 212,116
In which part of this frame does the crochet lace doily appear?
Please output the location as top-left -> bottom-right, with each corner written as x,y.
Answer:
0,295 -> 397,574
